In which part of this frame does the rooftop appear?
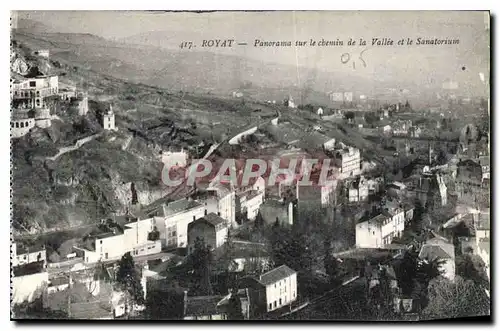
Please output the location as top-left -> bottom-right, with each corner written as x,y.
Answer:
184,295 -> 224,317
419,238 -> 455,261
258,265 -> 296,286
13,261 -> 45,277
16,242 -> 46,255
163,198 -> 203,217
197,212 -> 227,228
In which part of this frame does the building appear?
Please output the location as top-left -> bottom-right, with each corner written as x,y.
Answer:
183,293 -> 226,320
161,148 -> 188,168
34,107 -> 52,128
145,197 -> 206,248
32,49 -> 50,58
11,115 -> 36,138
347,176 -> 369,203
12,261 -> 48,304
355,210 -> 405,248
217,289 -> 251,319
11,242 -> 47,268
285,96 -> 297,109
11,76 -> 59,108
392,120 -> 412,136
419,237 -> 455,281
259,198 -> 296,227
207,183 -> 237,228
241,265 -> 297,315
416,172 -> 447,209
78,94 -> 89,116
323,138 -> 336,152
187,212 -> 228,254
317,107 -> 324,116
474,210 -> 490,281
236,190 -> 265,221
334,146 -> 361,177
102,105 -> 116,131
409,126 -> 422,138
76,217 -> 162,264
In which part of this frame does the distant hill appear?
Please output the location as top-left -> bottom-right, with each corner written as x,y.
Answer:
12,22 -> 398,105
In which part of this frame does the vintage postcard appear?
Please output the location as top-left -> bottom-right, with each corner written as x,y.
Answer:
10,10 -> 490,321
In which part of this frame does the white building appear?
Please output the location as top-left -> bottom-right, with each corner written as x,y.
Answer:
11,76 -> 59,108
11,117 -> 36,138
246,265 -> 297,313
236,190 -> 265,221
207,184 -> 237,228
32,49 -> 50,58
347,176 -> 369,203
187,212 -> 228,254
102,105 -> 116,131
145,198 -> 206,248
317,107 -> 324,116
161,148 -> 188,168
77,217 -> 162,264
334,146 -> 361,177
419,238 -> 455,281
355,210 -> 405,248
323,138 -> 336,152
78,95 -> 89,116
11,242 -> 47,268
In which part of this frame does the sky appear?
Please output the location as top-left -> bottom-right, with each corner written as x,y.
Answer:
14,11 -> 490,95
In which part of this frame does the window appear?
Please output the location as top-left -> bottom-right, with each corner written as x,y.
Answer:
23,255 -> 26,260
100,240 -> 103,244
20,122 -> 24,128
274,301 -> 277,308
293,292 -> 295,298
15,122 -> 19,128
269,303 -> 272,310
10,123 -> 13,128
26,121 -> 29,127
29,81 -> 36,87
279,298 -> 282,306
105,253 -> 108,259
274,284 -> 276,288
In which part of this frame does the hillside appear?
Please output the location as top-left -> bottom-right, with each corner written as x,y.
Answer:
12,22 -> 401,105
10,36 -> 274,236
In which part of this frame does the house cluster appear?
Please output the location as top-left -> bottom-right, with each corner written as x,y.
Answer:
355,201 -> 413,249
183,264 -> 298,320
10,49 -> 116,139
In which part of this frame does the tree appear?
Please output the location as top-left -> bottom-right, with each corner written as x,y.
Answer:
254,211 -> 264,229
456,254 -> 489,288
226,289 -> 244,320
189,237 -> 213,296
323,239 -> 340,284
116,252 -> 145,317
422,276 -> 490,320
344,111 -> 355,121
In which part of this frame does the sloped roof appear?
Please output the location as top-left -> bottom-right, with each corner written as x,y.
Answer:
199,212 -> 227,227
70,301 -> 113,319
419,238 -> 455,261
184,295 -> 224,317
258,265 -> 296,286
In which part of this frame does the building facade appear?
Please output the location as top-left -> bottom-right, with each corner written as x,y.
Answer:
334,147 -> 361,177
187,212 -> 228,254
356,211 -> 405,248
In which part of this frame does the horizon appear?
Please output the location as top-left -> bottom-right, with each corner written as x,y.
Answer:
12,11 -> 490,98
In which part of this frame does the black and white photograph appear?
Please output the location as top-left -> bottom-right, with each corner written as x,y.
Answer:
9,10 -> 491,321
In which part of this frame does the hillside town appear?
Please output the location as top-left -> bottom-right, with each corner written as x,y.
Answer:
10,11 -> 490,321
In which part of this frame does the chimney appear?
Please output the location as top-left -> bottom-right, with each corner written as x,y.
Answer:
193,215 -> 196,222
